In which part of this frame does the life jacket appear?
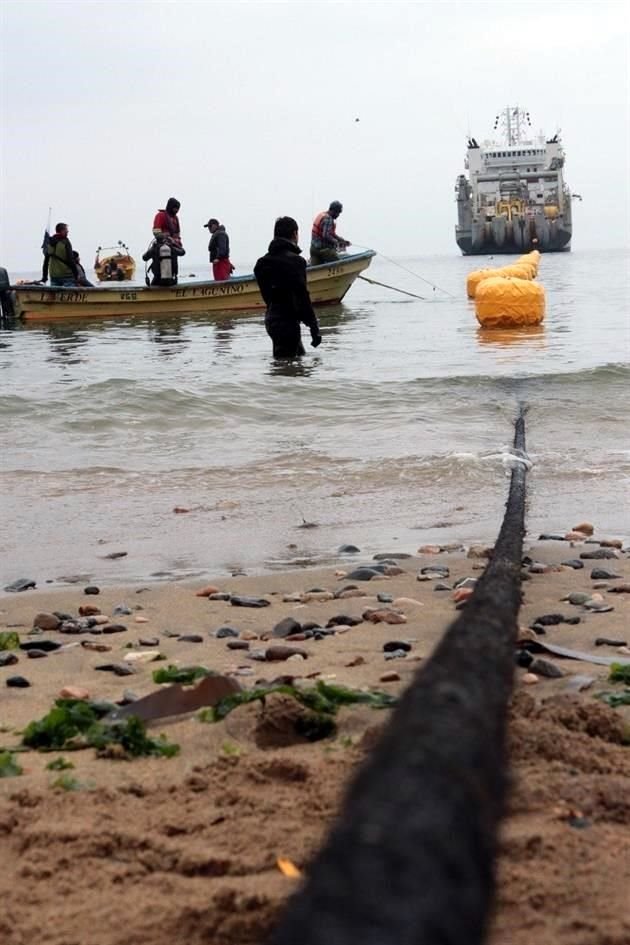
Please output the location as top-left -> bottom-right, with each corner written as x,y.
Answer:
153,209 -> 181,242
311,211 -> 335,242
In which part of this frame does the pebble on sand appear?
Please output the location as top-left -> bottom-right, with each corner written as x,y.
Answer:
84,586 -> 100,595
362,609 -> 407,625
265,645 -> 308,662
195,585 -> 221,598
572,522 -> 594,536
522,673 -> 539,685
59,685 -> 90,700
81,641 -> 112,652
345,656 -> 366,667
417,545 -> 442,555
0,653 -> 19,667
380,671 -> 401,683
32,613 -> 61,631
273,617 -> 302,639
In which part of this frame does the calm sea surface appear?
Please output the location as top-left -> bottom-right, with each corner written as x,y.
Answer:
1,249 -> 629,587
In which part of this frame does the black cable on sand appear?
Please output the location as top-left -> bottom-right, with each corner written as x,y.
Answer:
269,407 -> 529,945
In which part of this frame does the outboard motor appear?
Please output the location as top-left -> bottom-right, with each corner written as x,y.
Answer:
0,266 -> 15,320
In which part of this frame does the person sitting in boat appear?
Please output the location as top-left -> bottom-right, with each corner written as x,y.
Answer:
72,252 -> 94,287
41,222 -> 80,287
204,217 -> 235,281
310,201 -> 351,265
100,258 -> 122,281
153,198 -> 182,248
254,216 -> 322,358
142,234 -> 186,287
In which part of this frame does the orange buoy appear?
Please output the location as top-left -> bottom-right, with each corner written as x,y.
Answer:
494,264 -> 534,280
466,268 -> 497,299
475,276 -> 545,328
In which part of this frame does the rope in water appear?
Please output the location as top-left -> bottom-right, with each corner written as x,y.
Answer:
269,406 -> 529,945
353,244 -> 457,299
358,274 -> 427,301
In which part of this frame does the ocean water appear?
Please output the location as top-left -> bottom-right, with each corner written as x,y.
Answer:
1,249 -> 629,587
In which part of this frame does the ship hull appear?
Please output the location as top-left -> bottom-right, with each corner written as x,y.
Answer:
456,218 -> 571,255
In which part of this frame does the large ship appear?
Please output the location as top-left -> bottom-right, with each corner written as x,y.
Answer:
455,106 -> 576,255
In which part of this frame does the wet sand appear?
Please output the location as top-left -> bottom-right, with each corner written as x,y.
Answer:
1,540 -> 630,945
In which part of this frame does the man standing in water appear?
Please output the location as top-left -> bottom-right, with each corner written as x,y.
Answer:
310,200 -> 350,264
153,198 -> 182,247
254,216 -> 322,358
41,223 -> 80,286
204,218 -> 234,281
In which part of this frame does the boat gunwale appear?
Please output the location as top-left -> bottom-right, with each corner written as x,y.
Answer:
11,250 -> 377,294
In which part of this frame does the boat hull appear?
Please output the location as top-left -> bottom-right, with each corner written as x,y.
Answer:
456,217 -> 571,255
12,251 -> 375,321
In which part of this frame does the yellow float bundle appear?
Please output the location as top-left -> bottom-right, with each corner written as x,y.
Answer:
466,250 -> 545,328
475,276 -> 545,329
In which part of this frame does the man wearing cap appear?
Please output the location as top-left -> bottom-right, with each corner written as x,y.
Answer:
204,218 -> 234,281
310,201 -> 351,265
41,223 -> 80,287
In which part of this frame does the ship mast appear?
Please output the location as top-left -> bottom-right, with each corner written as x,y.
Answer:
493,106 -> 532,145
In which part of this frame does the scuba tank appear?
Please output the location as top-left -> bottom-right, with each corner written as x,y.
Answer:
143,238 -> 182,287
157,241 -> 175,285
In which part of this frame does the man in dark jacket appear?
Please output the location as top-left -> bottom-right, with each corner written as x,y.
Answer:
254,216 -> 322,358
42,223 -> 79,286
204,218 -> 234,281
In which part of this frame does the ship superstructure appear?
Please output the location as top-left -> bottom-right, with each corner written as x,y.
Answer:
455,106 -> 573,255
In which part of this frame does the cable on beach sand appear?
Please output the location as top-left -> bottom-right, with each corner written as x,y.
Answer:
269,405 -> 530,945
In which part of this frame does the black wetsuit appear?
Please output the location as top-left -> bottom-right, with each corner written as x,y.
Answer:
253,238 -> 321,357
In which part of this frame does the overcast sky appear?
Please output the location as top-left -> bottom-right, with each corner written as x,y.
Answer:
1,0 -> 628,272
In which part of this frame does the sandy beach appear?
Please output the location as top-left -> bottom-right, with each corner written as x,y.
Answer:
1,536 -> 630,945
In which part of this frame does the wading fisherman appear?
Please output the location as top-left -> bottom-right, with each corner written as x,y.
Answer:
142,234 -> 186,287
310,200 -> 351,264
204,217 -> 234,281
153,198 -> 182,247
41,223 -> 79,287
254,216 -> 322,358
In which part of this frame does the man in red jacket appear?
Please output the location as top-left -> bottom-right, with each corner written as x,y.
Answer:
153,198 -> 182,247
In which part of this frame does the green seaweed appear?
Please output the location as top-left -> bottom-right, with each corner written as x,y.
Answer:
152,664 -> 212,685
89,716 -> 180,758
46,756 -> 75,771
609,664 -> 630,685
199,680 -> 397,732
0,632 -> 20,651
0,751 -> 23,778
22,699 -> 179,759
22,699 -> 103,750
597,688 -> 630,708
51,773 -> 82,791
